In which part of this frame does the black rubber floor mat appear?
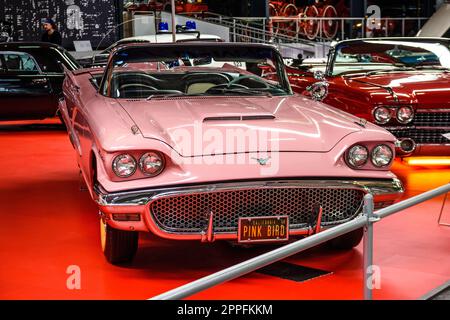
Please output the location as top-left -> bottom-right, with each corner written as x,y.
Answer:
257,261 -> 331,282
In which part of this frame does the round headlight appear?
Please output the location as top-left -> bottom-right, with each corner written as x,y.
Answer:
373,107 -> 391,124
112,154 -> 136,178
371,144 -> 393,167
396,106 -> 414,124
139,152 -> 164,176
347,145 -> 369,168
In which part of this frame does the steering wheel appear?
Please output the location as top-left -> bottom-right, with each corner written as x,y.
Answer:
205,83 -> 249,93
228,75 -> 271,89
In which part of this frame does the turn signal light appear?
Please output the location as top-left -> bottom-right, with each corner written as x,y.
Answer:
404,157 -> 450,166
112,214 -> 141,221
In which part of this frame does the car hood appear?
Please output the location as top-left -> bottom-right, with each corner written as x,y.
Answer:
344,71 -> 450,105
117,96 -> 363,157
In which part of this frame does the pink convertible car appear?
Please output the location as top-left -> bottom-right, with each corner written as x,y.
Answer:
60,43 -> 403,264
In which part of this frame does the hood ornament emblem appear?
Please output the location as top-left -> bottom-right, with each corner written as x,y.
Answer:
252,157 -> 271,166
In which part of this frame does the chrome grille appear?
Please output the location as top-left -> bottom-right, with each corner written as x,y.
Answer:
389,128 -> 449,144
413,112 -> 450,127
150,188 -> 364,233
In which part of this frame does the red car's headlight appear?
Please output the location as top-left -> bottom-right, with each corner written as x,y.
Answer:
139,152 -> 165,176
396,106 -> 414,124
112,154 -> 137,178
373,106 -> 391,124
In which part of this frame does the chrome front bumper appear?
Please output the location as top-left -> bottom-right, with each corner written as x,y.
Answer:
95,178 -> 404,207
94,178 -> 404,241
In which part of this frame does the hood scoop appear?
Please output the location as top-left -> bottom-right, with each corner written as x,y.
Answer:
203,115 -> 276,122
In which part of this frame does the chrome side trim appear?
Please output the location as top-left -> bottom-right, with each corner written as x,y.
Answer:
417,143 -> 450,146
95,178 -> 404,207
384,126 -> 450,130
414,126 -> 450,130
416,109 -> 450,113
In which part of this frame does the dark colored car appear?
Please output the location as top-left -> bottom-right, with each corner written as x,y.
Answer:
0,42 -> 79,121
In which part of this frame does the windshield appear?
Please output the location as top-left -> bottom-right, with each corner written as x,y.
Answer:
102,39 -> 150,54
100,44 -> 292,99
330,40 -> 450,76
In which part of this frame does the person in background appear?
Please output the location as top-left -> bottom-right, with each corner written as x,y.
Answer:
291,53 -> 304,68
41,18 -> 62,45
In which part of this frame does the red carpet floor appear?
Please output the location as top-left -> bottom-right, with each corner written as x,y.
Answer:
0,120 -> 449,299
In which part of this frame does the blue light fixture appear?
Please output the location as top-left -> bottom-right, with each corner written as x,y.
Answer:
185,21 -> 196,31
158,22 -> 169,32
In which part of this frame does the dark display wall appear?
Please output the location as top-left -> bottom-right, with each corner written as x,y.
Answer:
0,0 -> 119,49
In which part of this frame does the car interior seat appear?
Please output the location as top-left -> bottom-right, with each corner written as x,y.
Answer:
5,55 -> 21,70
183,73 -> 230,94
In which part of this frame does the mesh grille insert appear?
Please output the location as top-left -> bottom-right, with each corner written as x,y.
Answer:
389,128 -> 449,144
150,187 -> 364,233
413,112 -> 450,127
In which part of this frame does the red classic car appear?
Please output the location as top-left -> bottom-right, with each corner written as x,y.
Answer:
59,42 -> 403,264
284,38 -> 450,157
162,0 -> 208,13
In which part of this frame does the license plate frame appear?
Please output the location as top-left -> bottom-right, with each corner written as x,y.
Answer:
238,215 -> 289,243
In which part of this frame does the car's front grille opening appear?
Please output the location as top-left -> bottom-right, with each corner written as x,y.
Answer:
390,128 -> 449,144
413,112 -> 450,127
150,188 -> 364,233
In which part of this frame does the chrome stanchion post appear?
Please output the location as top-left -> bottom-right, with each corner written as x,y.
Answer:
402,19 -> 405,37
263,18 -> 266,42
363,193 -> 375,300
170,0 -> 176,43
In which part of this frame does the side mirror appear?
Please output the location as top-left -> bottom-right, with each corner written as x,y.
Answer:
306,70 -> 329,101
306,81 -> 329,101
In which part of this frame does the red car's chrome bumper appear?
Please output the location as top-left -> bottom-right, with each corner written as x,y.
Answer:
411,144 -> 450,156
95,179 -> 404,241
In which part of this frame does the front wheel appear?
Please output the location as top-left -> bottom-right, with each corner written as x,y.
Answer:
100,219 -> 138,264
328,227 -> 364,250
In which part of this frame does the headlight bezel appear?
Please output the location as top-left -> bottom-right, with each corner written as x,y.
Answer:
396,106 -> 414,124
345,143 -> 395,170
371,144 -> 394,167
346,144 -> 369,168
373,106 -> 392,124
138,151 -> 165,177
112,154 -> 137,178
